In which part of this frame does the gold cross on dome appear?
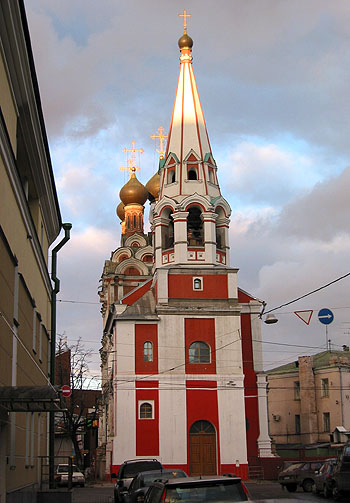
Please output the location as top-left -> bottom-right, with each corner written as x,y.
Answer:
123,141 -> 144,174
178,9 -> 191,34
150,126 -> 168,159
120,158 -> 140,179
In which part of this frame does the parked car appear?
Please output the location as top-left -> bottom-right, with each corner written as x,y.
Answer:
277,460 -> 324,492
54,463 -> 85,487
127,469 -> 188,503
313,458 -> 337,497
327,444 -> 350,500
143,475 -> 248,503
112,459 -> 163,503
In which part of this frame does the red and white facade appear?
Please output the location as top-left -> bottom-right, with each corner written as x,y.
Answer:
99,29 -> 273,480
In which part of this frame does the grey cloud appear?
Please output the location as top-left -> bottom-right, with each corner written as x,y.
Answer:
278,167 -> 350,241
25,0 -> 350,157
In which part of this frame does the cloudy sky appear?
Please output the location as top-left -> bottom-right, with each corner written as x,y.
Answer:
25,0 -> 350,384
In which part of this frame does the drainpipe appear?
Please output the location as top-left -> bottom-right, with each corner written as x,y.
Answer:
49,223 -> 72,488
339,367 -> 345,426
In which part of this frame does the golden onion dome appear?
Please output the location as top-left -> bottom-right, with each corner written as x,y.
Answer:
119,172 -> 148,206
178,33 -> 193,50
145,172 -> 160,201
116,201 -> 125,221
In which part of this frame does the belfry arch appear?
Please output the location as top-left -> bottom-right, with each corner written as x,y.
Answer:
187,206 -> 203,246
161,208 -> 174,250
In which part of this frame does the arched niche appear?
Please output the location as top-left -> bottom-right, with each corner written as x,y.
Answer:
161,207 -> 174,250
215,206 -> 226,250
187,205 -> 204,246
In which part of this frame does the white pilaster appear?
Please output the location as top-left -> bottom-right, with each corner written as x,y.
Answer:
153,215 -> 167,268
202,212 -> 217,264
257,373 -> 275,457
173,211 -> 189,264
156,269 -> 169,305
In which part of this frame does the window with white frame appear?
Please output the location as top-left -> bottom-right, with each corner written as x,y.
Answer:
139,400 -> 154,419
144,341 -> 153,362
193,277 -> 203,291
189,341 -> 210,364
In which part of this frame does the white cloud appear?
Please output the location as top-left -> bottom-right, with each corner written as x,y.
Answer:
221,141 -> 317,207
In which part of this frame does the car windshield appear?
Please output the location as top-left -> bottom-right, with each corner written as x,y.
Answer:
57,465 -> 80,473
164,482 -> 246,503
123,462 -> 161,478
281,463 -> 304,473
143,471 -> 186,486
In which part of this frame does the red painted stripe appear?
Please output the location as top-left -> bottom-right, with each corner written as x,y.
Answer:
136,385 -> 159,456
121,278 -> 152,305
135,327 -> 158,375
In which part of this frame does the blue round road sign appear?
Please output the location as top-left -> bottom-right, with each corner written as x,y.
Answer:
318,308 -> 334,325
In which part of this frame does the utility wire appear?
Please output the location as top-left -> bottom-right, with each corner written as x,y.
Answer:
264,272 -> 350,315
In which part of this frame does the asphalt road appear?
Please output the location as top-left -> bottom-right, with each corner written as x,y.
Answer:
70,481 -> 332,503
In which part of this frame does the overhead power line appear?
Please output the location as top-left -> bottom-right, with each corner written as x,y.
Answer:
264,272 -> 350,315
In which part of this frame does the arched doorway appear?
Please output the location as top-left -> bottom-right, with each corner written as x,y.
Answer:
189,420 -> 217,476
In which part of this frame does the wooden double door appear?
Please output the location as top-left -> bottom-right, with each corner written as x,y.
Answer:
189,420 -> 217,476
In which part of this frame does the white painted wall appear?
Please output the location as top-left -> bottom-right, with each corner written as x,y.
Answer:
218,376 -> 248,465
215,316 -> 242,375
158,315 -> 185,375
159,382 -> 187,464
114,321 -> 136,463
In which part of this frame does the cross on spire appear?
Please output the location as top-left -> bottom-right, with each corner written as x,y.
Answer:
178,9 -> 191,34
150,126 -> 168,159
120,158 -> 140,179
122,141 -> 144,175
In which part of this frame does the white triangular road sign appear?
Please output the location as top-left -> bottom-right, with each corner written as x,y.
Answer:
294,310 -> 313,325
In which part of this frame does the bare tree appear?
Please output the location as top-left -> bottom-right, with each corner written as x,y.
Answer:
56,337 -> 98,468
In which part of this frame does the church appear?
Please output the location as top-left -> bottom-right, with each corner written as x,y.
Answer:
98,13 -> 274,480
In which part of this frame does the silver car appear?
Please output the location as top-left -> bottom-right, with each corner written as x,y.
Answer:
55,463 -> 85,487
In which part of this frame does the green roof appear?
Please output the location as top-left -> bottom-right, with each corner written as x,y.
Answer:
268,350 -> 350,375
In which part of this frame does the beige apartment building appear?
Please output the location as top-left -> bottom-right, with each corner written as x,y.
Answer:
267,350 -> 350,452
0,1 -> 62,501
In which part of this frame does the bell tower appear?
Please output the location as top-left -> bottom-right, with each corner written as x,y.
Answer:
153,15 -> 231,269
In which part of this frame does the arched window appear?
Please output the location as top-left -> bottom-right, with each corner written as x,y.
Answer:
215,207 -> 226,250
133,215 -> 137,227
189,420 -> 215,434
189,341 -> 210,363
187,206 -> 203,245
208,167 -> 215,184
144,341 -> 153,362
188,168 -> 198,180
193,278 -> 202,290
167,168 -> 175,184
161,209 -> 174,250
140,402 -> 153,419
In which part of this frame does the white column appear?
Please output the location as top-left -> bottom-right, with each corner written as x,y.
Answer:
257,373 -> 275,457
173,211 -> 189,264
153,215 -> 167,268
202,212 -> 217,264
156,269 -> 169,305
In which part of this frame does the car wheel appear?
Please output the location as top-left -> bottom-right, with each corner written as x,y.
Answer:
332,483 -> 341,501
286,483 -> 297,492
302,479 -> 314,493
313,484 -> 320,495
324,483 -> 332,499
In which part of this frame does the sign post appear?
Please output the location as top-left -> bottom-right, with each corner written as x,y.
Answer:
318,308 -> 334,350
